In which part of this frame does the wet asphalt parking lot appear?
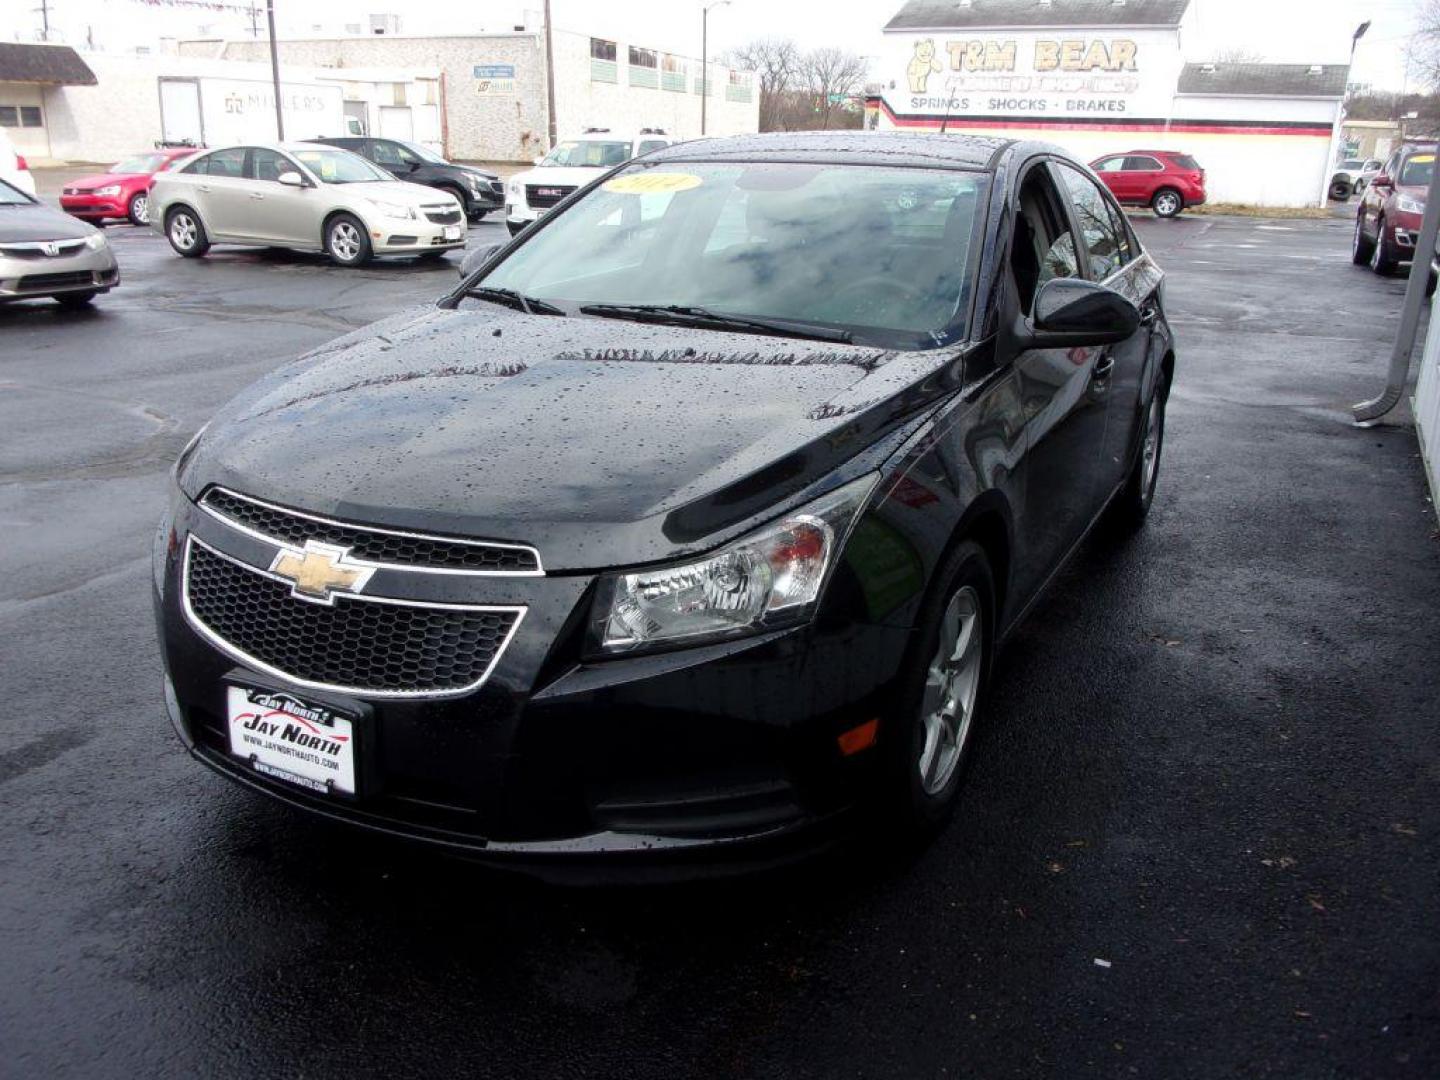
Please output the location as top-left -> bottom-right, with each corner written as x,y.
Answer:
1,211 -> 1437,1079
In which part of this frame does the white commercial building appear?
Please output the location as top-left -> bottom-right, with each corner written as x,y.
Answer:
869,0 -> 1347,207
186,11 -> 758,163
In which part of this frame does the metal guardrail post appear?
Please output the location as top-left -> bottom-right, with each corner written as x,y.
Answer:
1353,154 -> 1440,423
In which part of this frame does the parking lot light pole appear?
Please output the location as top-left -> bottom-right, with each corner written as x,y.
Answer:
1320,21 -> 1369,208
267,0 -> 284,140
701,0 -> 731,136
1353,153 -> 1440,423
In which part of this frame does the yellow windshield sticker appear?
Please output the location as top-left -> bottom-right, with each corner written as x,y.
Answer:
603,172 -> 702,195
1411,154 -> 1435,164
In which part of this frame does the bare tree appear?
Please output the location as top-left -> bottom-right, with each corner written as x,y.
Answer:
724,38 -> 799,132
1411,0 -> 1440,92
797,47 -> 870,129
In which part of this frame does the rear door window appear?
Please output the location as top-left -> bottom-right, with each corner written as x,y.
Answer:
185,147 -> 246,177
1123,156 -> 1163,172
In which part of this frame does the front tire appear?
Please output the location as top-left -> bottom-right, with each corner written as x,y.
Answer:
1330,178 -> 1352,201
325,213 -> 371,267
884,541 -> 994,835
1352,212 -> 1375,265
1152,188 -> 1184,218
1370,215 -> 1397,275
127,190 -> 149,226
165,207 -> 209,257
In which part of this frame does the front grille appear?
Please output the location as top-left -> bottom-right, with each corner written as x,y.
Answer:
424,208 -> 462,225
184,541 -> 522,696
18,271 -> 93,292
64,187 -> 93,195
201,488 -> 541,573
487,180 -> 505,197
526,184 -> 575,209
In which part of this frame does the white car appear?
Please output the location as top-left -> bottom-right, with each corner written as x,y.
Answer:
149,141 -> 466,266
505,130 -> 674,235
0,128 -> 37,197
1331,157 -> 1383,201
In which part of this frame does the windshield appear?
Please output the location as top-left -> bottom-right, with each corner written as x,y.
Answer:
291,147 -> 392,184
542,140 -> 632,168
476,161 -> 988,349
111,153 -> 168,174
399,140 -> 447,164
1399,154 -> 1434,187
0,179 -> 33,205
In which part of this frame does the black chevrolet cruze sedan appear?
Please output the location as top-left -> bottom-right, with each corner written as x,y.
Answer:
153,132 -> 1174,873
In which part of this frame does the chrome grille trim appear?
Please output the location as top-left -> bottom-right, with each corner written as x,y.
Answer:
199,486 -> 544,577
181,535 -> 527,699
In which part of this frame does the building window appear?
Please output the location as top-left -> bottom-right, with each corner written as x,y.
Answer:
661,54 -> 687,93
628,46 -> 658,89
725,70 -> 753,103
0,105 -> 43,128
590,37 -> 617,83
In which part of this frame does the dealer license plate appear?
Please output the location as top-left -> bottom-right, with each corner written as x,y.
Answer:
443,224 -> 462,241
227,685 -> 357,796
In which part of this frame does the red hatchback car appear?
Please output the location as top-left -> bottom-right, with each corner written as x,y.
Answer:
1090,150 -> 1207,218
60,147 -> 199,226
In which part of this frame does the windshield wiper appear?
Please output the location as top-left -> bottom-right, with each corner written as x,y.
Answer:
577,303 -> 852,344
467,286 -> 566,316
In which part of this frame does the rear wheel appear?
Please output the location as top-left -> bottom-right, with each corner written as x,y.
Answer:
1111,381 -> 1168,529
1330,178 -> 1352,201
324,213 -> 371,267
1370,215 -> 1397,275
884,541 -> 994,835
127,190 -> 149,226
54,291 -> 97,309
165,207 -> 209,257
1352,211 -> 1375,265
1152,187 -> 1184,218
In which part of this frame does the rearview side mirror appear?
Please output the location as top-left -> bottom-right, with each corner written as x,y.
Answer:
1030,277 -> 1139,347
277,171 -> 305,188
458,242 -> 503,278
1372,173 -> 1392,190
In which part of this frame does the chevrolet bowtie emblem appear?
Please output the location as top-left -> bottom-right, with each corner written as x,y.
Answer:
269,540 -> 375,604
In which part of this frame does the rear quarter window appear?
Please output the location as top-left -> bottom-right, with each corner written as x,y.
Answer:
1170,154 -> 1201,171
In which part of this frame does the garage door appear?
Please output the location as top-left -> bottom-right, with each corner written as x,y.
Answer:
378,106 -> 413,140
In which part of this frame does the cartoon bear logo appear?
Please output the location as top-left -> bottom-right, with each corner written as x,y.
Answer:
907,39 -> 942,93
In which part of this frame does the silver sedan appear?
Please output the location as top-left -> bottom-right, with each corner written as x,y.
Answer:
149,142 -> 466,266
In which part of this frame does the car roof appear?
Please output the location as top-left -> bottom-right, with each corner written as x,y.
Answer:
644,131 -> 1017,170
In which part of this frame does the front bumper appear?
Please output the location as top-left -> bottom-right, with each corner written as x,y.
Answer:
371,216 -> 467,256
60,193 -> 130,220
0,245 -> 118,300
153,492 -> 909,869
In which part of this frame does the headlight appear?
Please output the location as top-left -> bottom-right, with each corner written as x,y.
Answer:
508,179 -> 522,198
368,198 -> 417,220
1397,194 -> 1425,215
468,174 -> 488,191
84,232 -> 108,250
592,474 -> 878,653
95,184 -> 123,197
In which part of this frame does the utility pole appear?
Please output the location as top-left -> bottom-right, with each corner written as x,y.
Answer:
266,0 -> 284,140
542,0 -> 557,149
35,0 -> 51,42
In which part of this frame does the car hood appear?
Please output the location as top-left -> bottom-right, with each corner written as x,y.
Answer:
68,170 -> 148,189
180,305 -> 961,570
0,202 -> 98,242
457,165 -> 498,181
512,166 -> 606,189
350,179 -> 458,206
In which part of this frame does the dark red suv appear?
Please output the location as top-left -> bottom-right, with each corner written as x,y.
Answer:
1090,150 -> 1206,218
1353,144 -> 1434,276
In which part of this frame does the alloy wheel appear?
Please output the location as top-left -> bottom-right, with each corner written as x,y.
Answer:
170,214 -> 196,250
917,585 -> 984,795
131,193 -> 148,224
1141,394 -> 1162,502
1353,215 -> 1364,258
1370,218 -> 1386,271
1154,192 -> 1180,217
330,220 -> 362,262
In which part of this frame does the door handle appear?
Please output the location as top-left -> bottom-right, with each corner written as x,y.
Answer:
1138,306 -> 1158,327
1093,354 -> 1115,380
197,185 -> 211,193
249,192 -> 265,200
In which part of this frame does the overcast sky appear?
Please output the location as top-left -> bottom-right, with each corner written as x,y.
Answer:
2,0 -> 1424,90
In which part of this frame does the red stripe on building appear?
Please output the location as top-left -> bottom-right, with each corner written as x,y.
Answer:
868,98 -> 1331,138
